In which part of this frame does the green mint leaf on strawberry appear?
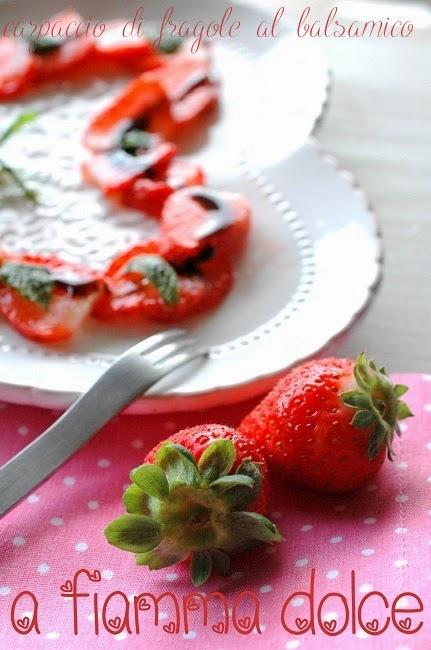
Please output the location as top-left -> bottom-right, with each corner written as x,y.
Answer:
121,129 -> 153,155
104,436 -> 282,586
127,254 -> 179,306
145,25 -> 183,54
0,262 -> 54,308
26,34 -> 65,56
0,112 -> 38,203
343,353 -> 413,460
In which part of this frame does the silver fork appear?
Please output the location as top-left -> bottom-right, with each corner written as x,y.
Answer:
0,329 -> 205,517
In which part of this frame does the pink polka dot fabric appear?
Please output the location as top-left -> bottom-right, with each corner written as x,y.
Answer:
0,373 -> 430,649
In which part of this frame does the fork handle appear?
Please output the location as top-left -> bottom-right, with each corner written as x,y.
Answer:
0,355 -> 161,518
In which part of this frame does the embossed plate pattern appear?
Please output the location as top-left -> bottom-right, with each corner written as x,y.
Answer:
0,0 -> 381,412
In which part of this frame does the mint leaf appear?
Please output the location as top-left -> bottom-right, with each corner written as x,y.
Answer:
121,129 -> 153,154
0,112 -> 38,203
0,160 -> 37,202
27,35 -> 64,56
0,112 -> 38,146
0,262 -> 54,308
127,254 -> 179,306
145,25 -> 183,54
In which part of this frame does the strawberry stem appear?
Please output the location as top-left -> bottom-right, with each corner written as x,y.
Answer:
342,353 -> 413,460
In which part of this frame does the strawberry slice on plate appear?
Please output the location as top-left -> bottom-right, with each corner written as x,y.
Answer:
0,253 -> 102,342
93,20 -> 154,65
0,38 -> 37,99
93,239 -> 233,322
160,186 -> 251,265
83,76 -> 164,152
122,157 -> 206,217
29,10 -> 95,81
84,51 -> 218,150
143,52 -> 219,139
82,136 -> 177,199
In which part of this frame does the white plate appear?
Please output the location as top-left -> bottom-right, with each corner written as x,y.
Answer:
0,1 -> 381,413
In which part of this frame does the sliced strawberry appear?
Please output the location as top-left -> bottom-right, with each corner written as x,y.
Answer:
123,158 -> 206,217
160,187 -> 251,265
93,20 -> 154,64
0,254 -> 102,342
0,38 -> 37,99
31,11 -> 95,81
148,83 -> 219,140
93,239 -> 233,322
82,140 -> 177,198
84,50 -> 218,150
84,76 -> 164,152
145,45 -> 214,101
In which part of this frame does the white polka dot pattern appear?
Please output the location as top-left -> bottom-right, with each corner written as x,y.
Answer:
0,372 -> 428,648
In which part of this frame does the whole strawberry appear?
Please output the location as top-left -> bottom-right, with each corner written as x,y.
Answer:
239,354 -> 412,493
105,424 -> 282,585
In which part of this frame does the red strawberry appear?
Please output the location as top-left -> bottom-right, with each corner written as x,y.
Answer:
105,424 -> 282,586
160,186 -> 251,265
92,239 -> 234,322
0,38 -> 37,99
239,354 -> 412,493
123,158 -> 206,218
0,253 -> 102,342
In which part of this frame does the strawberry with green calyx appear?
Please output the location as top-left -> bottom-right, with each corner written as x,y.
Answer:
239,354 -> 413,494
342,353 -> 412,460
104,425 -> 282,586
0,112 -> 38,202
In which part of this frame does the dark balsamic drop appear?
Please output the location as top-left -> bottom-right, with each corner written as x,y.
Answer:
52,274 -> 100,297
176,71 -> 211,101
175,245 -> 215,276
107,149 -> 159,178
187,188 -> 234,240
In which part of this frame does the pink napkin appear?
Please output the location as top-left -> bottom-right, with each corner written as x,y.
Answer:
0,373 -> 430,649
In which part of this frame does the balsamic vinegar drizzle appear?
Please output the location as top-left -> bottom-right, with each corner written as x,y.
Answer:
186,188 -> 235,240
176,71 -> 212,101
107,148 -> 160,177
52,274 -> 100,297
